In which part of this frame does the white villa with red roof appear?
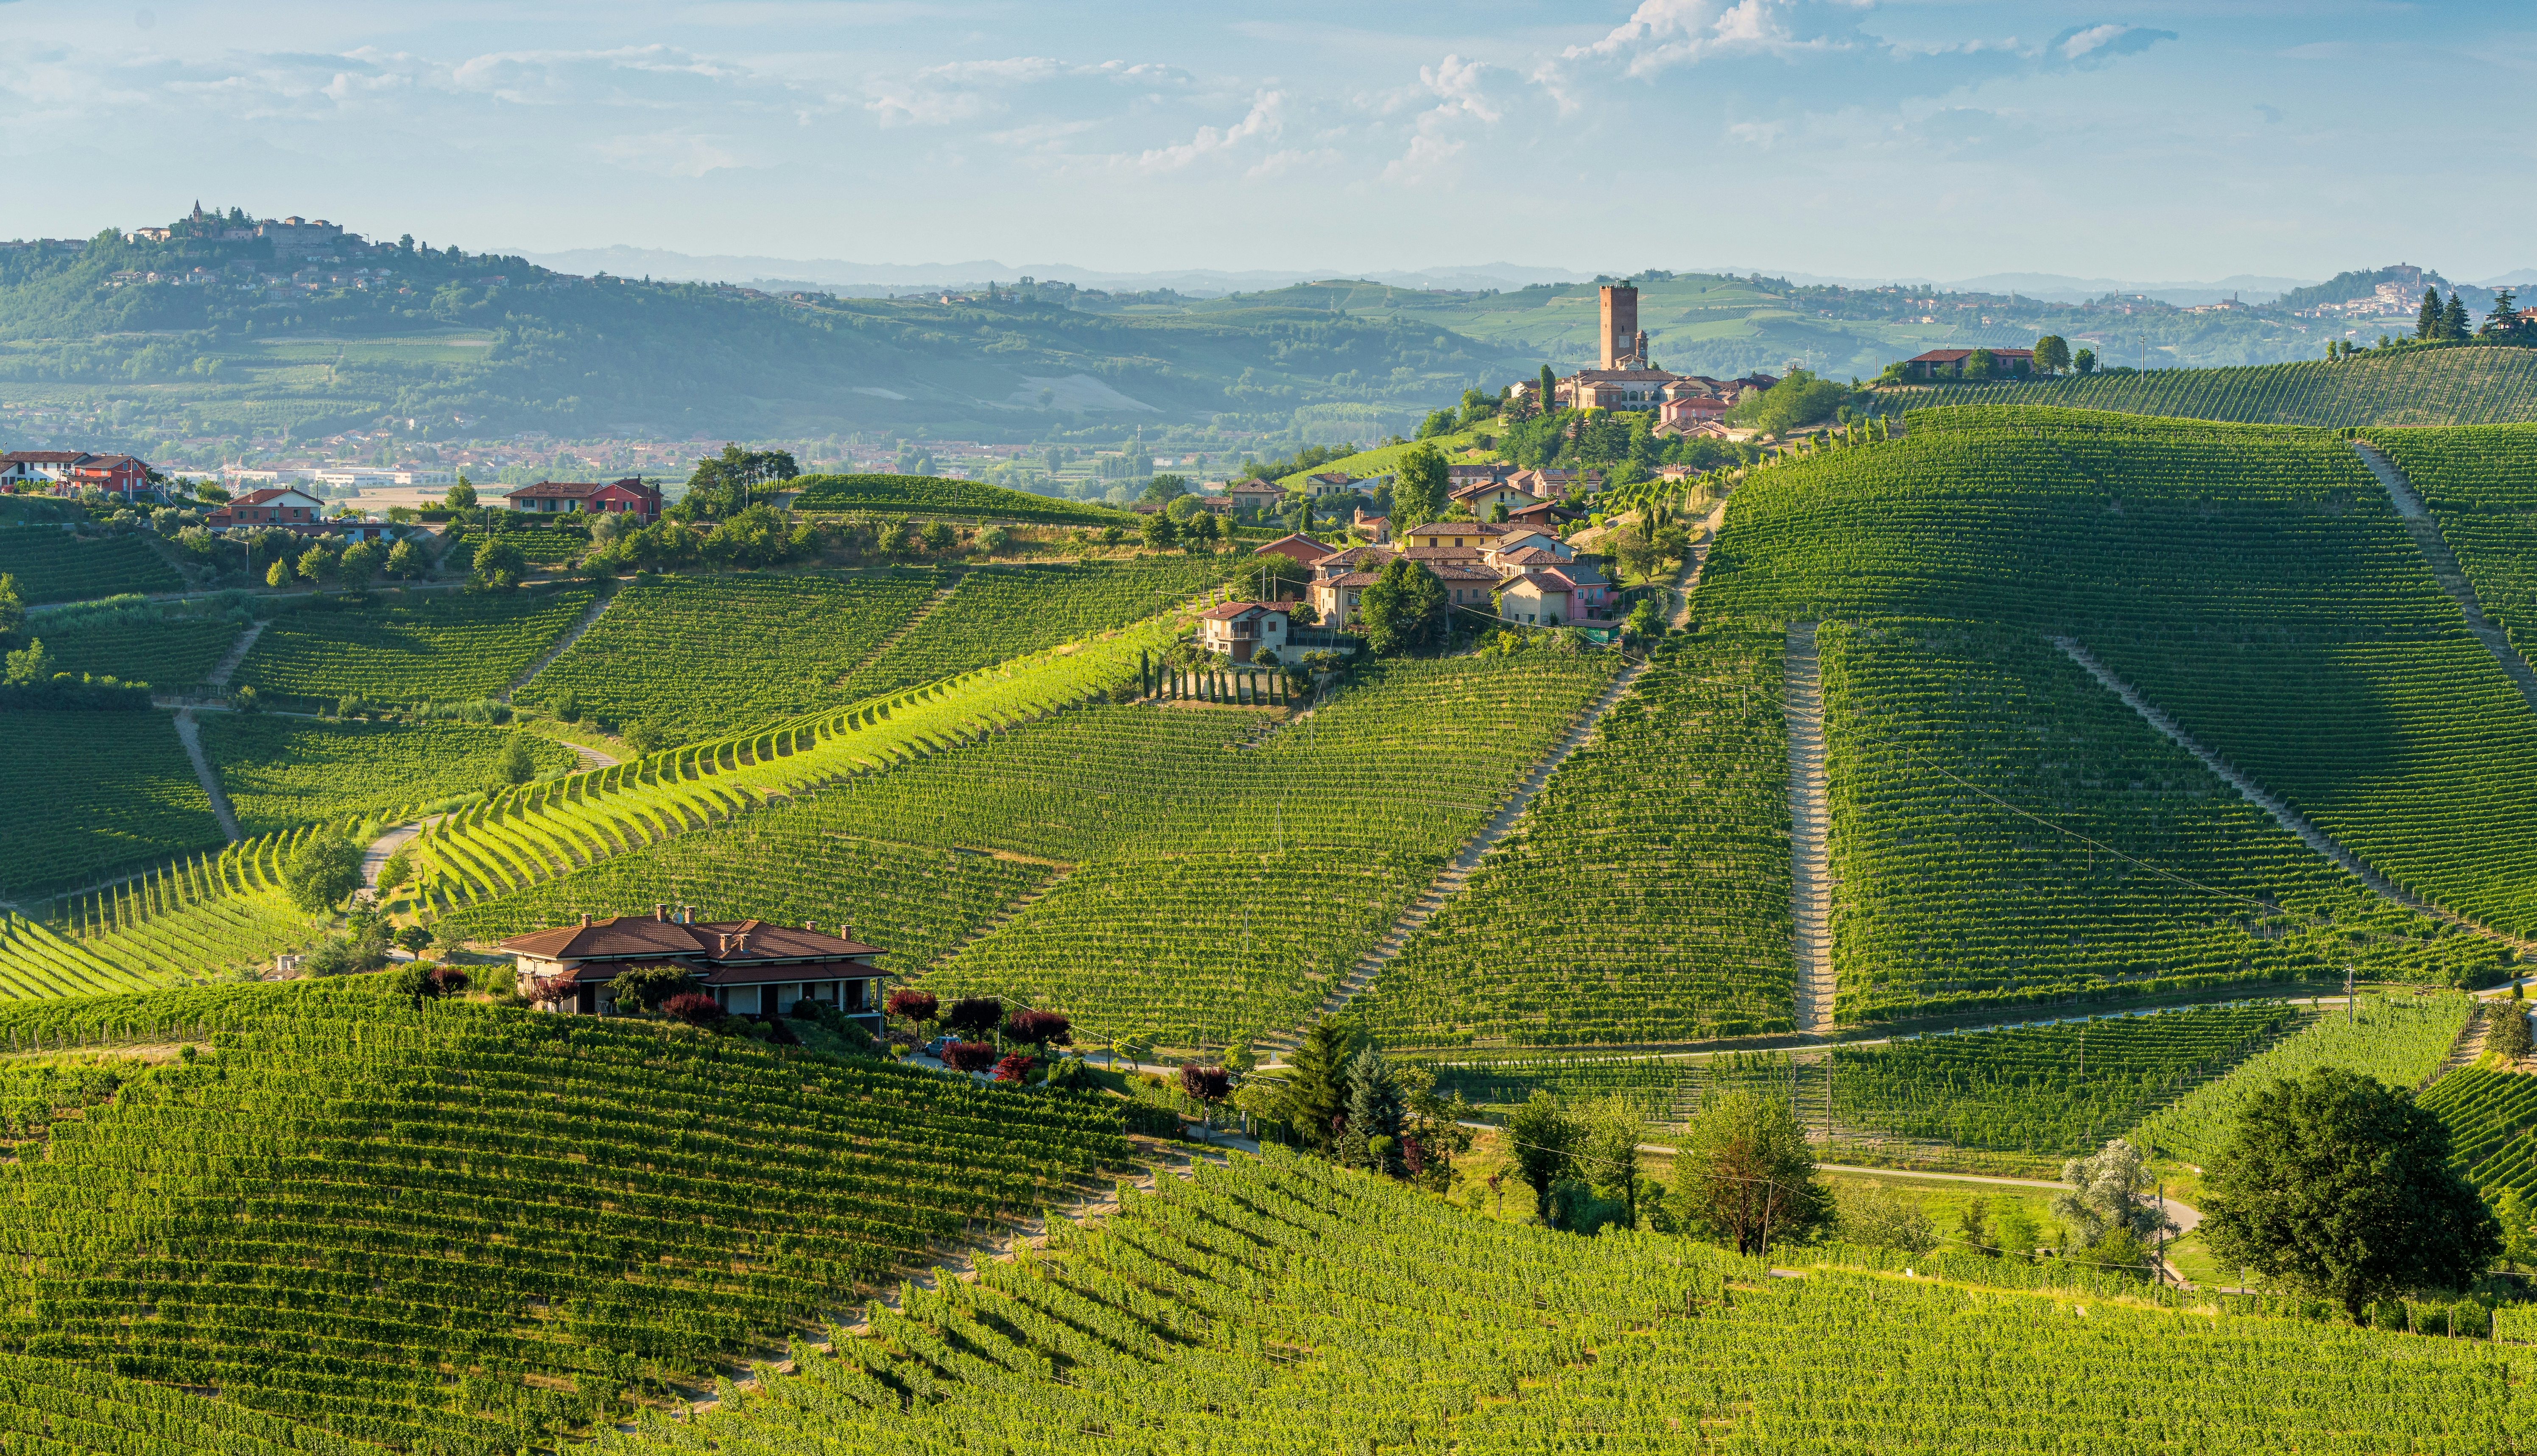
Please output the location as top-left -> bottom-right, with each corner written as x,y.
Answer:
500,908 -> 884,1023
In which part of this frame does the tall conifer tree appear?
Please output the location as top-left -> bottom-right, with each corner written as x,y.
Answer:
2443,292 -> 2472,340
2417,287 -> 2442,340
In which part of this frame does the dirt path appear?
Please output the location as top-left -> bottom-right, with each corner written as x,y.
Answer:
170,709 -> 240,842
1258,658 -> 1651,1062
1785,622 -> 1835,1038
2353,440 -> 2537,711
841,580 -> 959,685
1666,498 -> 1731,628
2055,636 -> 2537,955
362,817 -> 441,892
206,620 -> 264,689
503,581 -> 617,701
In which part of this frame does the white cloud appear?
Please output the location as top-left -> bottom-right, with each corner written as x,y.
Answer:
863,56 -> 1196,128
449,45 -> 746,107
1137,89 -> 1282,172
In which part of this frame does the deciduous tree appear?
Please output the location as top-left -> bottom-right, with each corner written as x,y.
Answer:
280,835 -> 365,916
1671,1090 -> 1825,1257
1359,556 -> 1447,655
2201,1067 -> 2499,1321
1392,443 -> 1449,526
2032,335 -> 2072,375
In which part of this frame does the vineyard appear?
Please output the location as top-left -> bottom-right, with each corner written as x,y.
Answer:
835,558 -> 1236,701
432,824 -> 1053,977
514,569 -> 939,742
610,1146 -> 2529,1456
232,585 -> 598,707
787,471 -> 1130,524
407,614 -> 1180,915
1350,621 -> 1796,1048
1826,1003 -> 2306,1156
0,825 -> 341,994
2361,423 -> 2537,662
1816,619 -> 2506,1022
2135,991 -> 2473,1165
0,978 -> 1132,1454
0,710 -> 224,899
0,1353 -> 369,1456
1906,345 -> 2537,427
1703,408 -> 2537,942
0,527 -> 183,603
33,604 -> 247,691
199,715 -> 583,836
2418,1060 -> 2537,1200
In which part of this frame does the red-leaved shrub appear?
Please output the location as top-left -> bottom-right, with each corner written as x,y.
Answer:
941,1040 -> 997,1073
993,1053 -> 1035,1084
662,992 -> 722,1026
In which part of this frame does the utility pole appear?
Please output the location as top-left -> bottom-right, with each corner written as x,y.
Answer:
2346,965 -> 2355,1024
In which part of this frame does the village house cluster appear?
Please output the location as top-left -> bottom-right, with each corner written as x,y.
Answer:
1504,284 -> 1779,439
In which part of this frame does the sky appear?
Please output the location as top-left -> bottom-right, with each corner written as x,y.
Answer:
4,1 -> 2532,283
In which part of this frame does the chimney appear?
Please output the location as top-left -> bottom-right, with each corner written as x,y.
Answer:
803,919 -> 815,933
838,923 -> 854,944
579,912 -> 591,927
655,904 -> 667,922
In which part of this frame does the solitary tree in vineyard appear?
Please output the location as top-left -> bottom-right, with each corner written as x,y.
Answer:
2202,1067 -> 2498,1321
1671,1090 -> 1825,1256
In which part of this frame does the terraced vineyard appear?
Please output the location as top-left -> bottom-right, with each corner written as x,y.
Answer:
2361,423 -> 2537,661
0,979 -> 1132,1454
0,825 -> 344,994
1817,619 -> 2505,1022
200,716 -> 582,836
0,1353 -> 369,1456
232,585 -> 597,707
410,614 -> 1180,914
835,558 -> 1235,700
2136,991 -> 2473,1166
788,471 -> 1129,524
449,521 -> 586,566
1351,622 -> 1795,1048
32,604 -> 247,690
1418,1048 -> 1795,1124
613,1147 -> 2529,1456
1909,345 -> 2537,426
1826,1003 -> 2306,1156
814,655 -> 1619,1045
0,527 -> 183,603
1703,407 -> 2537,942
0,709 -> 224,898
2419,1060 -> 2537,1200
433,823 -> 1051,977
515,570 -> 938,742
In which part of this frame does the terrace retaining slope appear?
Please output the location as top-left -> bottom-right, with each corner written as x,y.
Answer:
2054,636 -> 2537,956
502,580 -> 618,700
170,709 -> 240,843
2351,439 -> 2537,713
1259,515 -> 1733,1063
1786,623 -> 1836,1039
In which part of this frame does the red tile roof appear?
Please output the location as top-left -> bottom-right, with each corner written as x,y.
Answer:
1198,600 -> 1288,621
501,914 -> 880,962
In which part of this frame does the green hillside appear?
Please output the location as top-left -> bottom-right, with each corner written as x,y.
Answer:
1904,345 -> 2537,426
1701,407 -> 2533,1018
0,229 -> 1532,446
0,979 -> 1129,1452
615,1148 -> 2526,1456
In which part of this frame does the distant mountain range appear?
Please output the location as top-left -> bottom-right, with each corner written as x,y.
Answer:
508,246 -> 2537,311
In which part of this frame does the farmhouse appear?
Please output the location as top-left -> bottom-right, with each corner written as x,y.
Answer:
503,477 -> 664,522
2,450 -> 154,499
1253,533 -> 1337,567
1902,348 -> 2036,381
502,909 -> 884,1023
1227,479 -> 1285,514
1196,601 -> 1293,663
206,486 -> 327,528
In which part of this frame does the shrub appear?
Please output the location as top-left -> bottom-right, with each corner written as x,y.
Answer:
886,988 -> 940,1024
942,1041 -> 997,1074
662,991 -> 723,1026
1180,1064 -> 1231,1104
1005,1008 -> 1072,1048
944,996 -> 1004,1040
993,1053 -> 1035,1084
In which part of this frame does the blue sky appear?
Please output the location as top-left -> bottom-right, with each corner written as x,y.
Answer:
4,1 -> 2530,281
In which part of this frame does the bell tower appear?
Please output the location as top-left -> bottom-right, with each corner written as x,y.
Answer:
1599,283 -> 1640,369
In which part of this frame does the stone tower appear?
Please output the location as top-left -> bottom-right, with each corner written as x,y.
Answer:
1599,283 -> 1640,369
